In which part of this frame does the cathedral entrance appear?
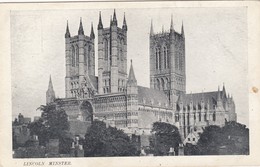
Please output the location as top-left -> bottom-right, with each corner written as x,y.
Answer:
79,100 -> 93,122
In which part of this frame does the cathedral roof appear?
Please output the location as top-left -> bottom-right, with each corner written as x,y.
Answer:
137,86 -> 169,107
177,91 -> 226,110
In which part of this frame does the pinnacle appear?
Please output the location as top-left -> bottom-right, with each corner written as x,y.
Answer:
98,11 -> 103,30
65,20 -> 71,38
78,17 -> 84,35
127,59 -> 137,85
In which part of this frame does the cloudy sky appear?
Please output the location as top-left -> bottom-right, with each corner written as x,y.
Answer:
11,7 -> 248,126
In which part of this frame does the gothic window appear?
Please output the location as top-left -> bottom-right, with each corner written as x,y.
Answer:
155,48 -> 159,69
119,39 -> 124,61
88,45 -> 91,68
156,78 -> 160,90
75,45 -> 79,67
199,112 -> 201,122
71,46 -> 75,67
213,112 -> 216,121
204,113 -> 207,121
187,113 -> 190,125
179,54 -> 182,71
161,78 -> 165,90
158,48 -> 162,70
104,39 -> 108,60
175,52 -> 179,70
164,47 -> 167,69
84,45 -> 88,65
167,48 -> 170,68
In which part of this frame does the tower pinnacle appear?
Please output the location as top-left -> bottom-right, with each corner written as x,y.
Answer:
112,9 -> 118,26
127,60 -> 137,85
181,21 -> 184,37
170,14 -> 174,31
65,20 -> 71,38
98,11 -> 103,30
150,19 -> 154,36
46,75 -> 55,104
90,22 -> 95,39
48,75 -> 54,90
217,85 -> 221,101
122,12 -> 127,31
78,17 -> 84,35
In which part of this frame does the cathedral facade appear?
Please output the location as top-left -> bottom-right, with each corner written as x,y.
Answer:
46,10 -> 237,140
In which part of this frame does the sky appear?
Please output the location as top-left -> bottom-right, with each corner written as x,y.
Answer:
11,7 -> 248,127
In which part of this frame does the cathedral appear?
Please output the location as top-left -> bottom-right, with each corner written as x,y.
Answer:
46,10 -> 237,140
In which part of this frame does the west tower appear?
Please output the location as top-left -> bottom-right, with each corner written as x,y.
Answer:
65,19 -> 95,98
97,10 -> 128,94
149,17 -> 186,106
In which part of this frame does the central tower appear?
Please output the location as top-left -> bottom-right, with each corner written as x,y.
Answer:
97,10 -> 128,94
149,16 -> 186,106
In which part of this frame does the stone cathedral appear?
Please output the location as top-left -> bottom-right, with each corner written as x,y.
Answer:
46,10 -> 237,140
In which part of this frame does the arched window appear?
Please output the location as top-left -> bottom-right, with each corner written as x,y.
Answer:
179,54 -> 182,70
84,45 -> 88,65
213,112 -> 216,121
71,46 -> 75,67
88,45 -> 92,69
165,77 -> 169,90
119,39 -> 124,61
175,54 -> 179,70
156,78 -> 160,90
104,39 -> 108,60
155,48 -> 159,69
161,78 -> 165,90
167,48 -> 170,68
164,47 -> 167,69
158,48 -> 162,70
75,45 -> 79,67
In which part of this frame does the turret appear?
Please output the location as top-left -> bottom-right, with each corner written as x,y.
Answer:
111,9 -> 118,26
122,12 -> 127,31
90,22 -> 95,39
110,9 -> 119,93
181,21 -> 184,37
127,60 -> 137,94
222,83 -> 226,99
97,11 -> 103,30
46,75 -> 55,104
65,21 -> 70,38
170,14 -> 174,32
217,86 -> 223,107
65,21 -> 71,98
78,17 -> 84,35
150,20 -> 154,36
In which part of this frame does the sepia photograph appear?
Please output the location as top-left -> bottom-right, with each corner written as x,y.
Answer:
10,6 -> 250,158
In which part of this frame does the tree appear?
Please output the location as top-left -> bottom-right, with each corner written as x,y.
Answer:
149,122 -> 182,156
221,121 -> 249,155
84,120 -> 139,157
197,122 -> 249,155
27,104 -> 72,154
197,125 -> 223,155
